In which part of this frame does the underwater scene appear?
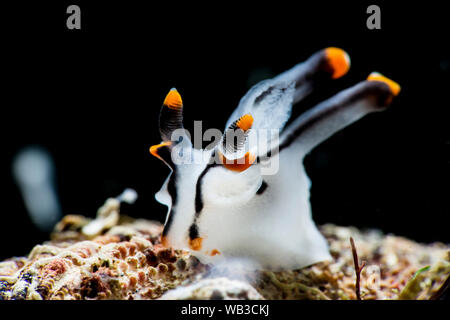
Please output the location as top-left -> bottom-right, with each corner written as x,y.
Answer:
1,2 -> 448,305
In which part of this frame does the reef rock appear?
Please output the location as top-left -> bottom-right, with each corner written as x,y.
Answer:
0,197 -> 448,300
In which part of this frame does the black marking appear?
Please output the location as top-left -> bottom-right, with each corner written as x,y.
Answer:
188,223 -> 199,240
161,170 -> 178,237
194,162 -> 218,214
228,120 -> 238,131
256,181 -> 268,195
255,148 -> 273,165
254,86 -> 274,104
278,81 -> 391,153
188,153 -> 220,242
159,102 -> 184,141
256,149 -> 272,164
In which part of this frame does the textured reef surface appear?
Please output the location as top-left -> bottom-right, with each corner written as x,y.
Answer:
0,197 -> 448,300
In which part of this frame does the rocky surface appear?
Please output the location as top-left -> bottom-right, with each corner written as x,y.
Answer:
1,197 -> 448,300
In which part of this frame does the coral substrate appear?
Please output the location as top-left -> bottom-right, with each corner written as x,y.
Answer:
0,198 -> 448,300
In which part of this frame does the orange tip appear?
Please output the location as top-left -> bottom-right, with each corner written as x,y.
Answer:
149,141 -> 172,159
210,249 -> 221,256
163,88 -> 183,109
325,47 -> 351,79
367,72 -> 401,96
235,114 -> 254,132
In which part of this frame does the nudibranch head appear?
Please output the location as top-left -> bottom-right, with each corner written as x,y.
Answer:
149,48 -> 400,270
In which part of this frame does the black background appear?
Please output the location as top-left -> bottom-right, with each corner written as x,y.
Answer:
1,1 -> 448,261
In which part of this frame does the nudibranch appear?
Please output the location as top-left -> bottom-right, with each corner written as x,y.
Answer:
149,48 -> 400,270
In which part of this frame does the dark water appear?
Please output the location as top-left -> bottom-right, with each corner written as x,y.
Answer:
1,2 -> 447,261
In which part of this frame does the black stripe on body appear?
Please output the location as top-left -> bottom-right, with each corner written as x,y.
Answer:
161,170 -> 178,237
194,162 -> 219,214
254,86 -> 274,104
257,180 -> 268,195
188,153 -> 219,240
278,81 -> 391,153
188,223 -> 199,240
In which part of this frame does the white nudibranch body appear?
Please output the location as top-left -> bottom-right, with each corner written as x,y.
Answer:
150,48 -> 400,270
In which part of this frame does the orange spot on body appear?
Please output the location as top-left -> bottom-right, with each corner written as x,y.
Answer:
163,88 -> 183,109
189,237 -> 203,251
219,151 -> 256,172
236,114 -> 254,132
367,72 -> 401,96
161,235 -> 169,247
210,249 -> 221,256
325,47 -> 350,79
149,141 -> 172,159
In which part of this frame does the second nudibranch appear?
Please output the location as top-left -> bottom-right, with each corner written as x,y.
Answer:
149,47 -> 400,270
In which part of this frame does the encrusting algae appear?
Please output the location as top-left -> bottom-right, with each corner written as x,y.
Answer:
0,196 -> 448,300
0,197 -> 207,300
